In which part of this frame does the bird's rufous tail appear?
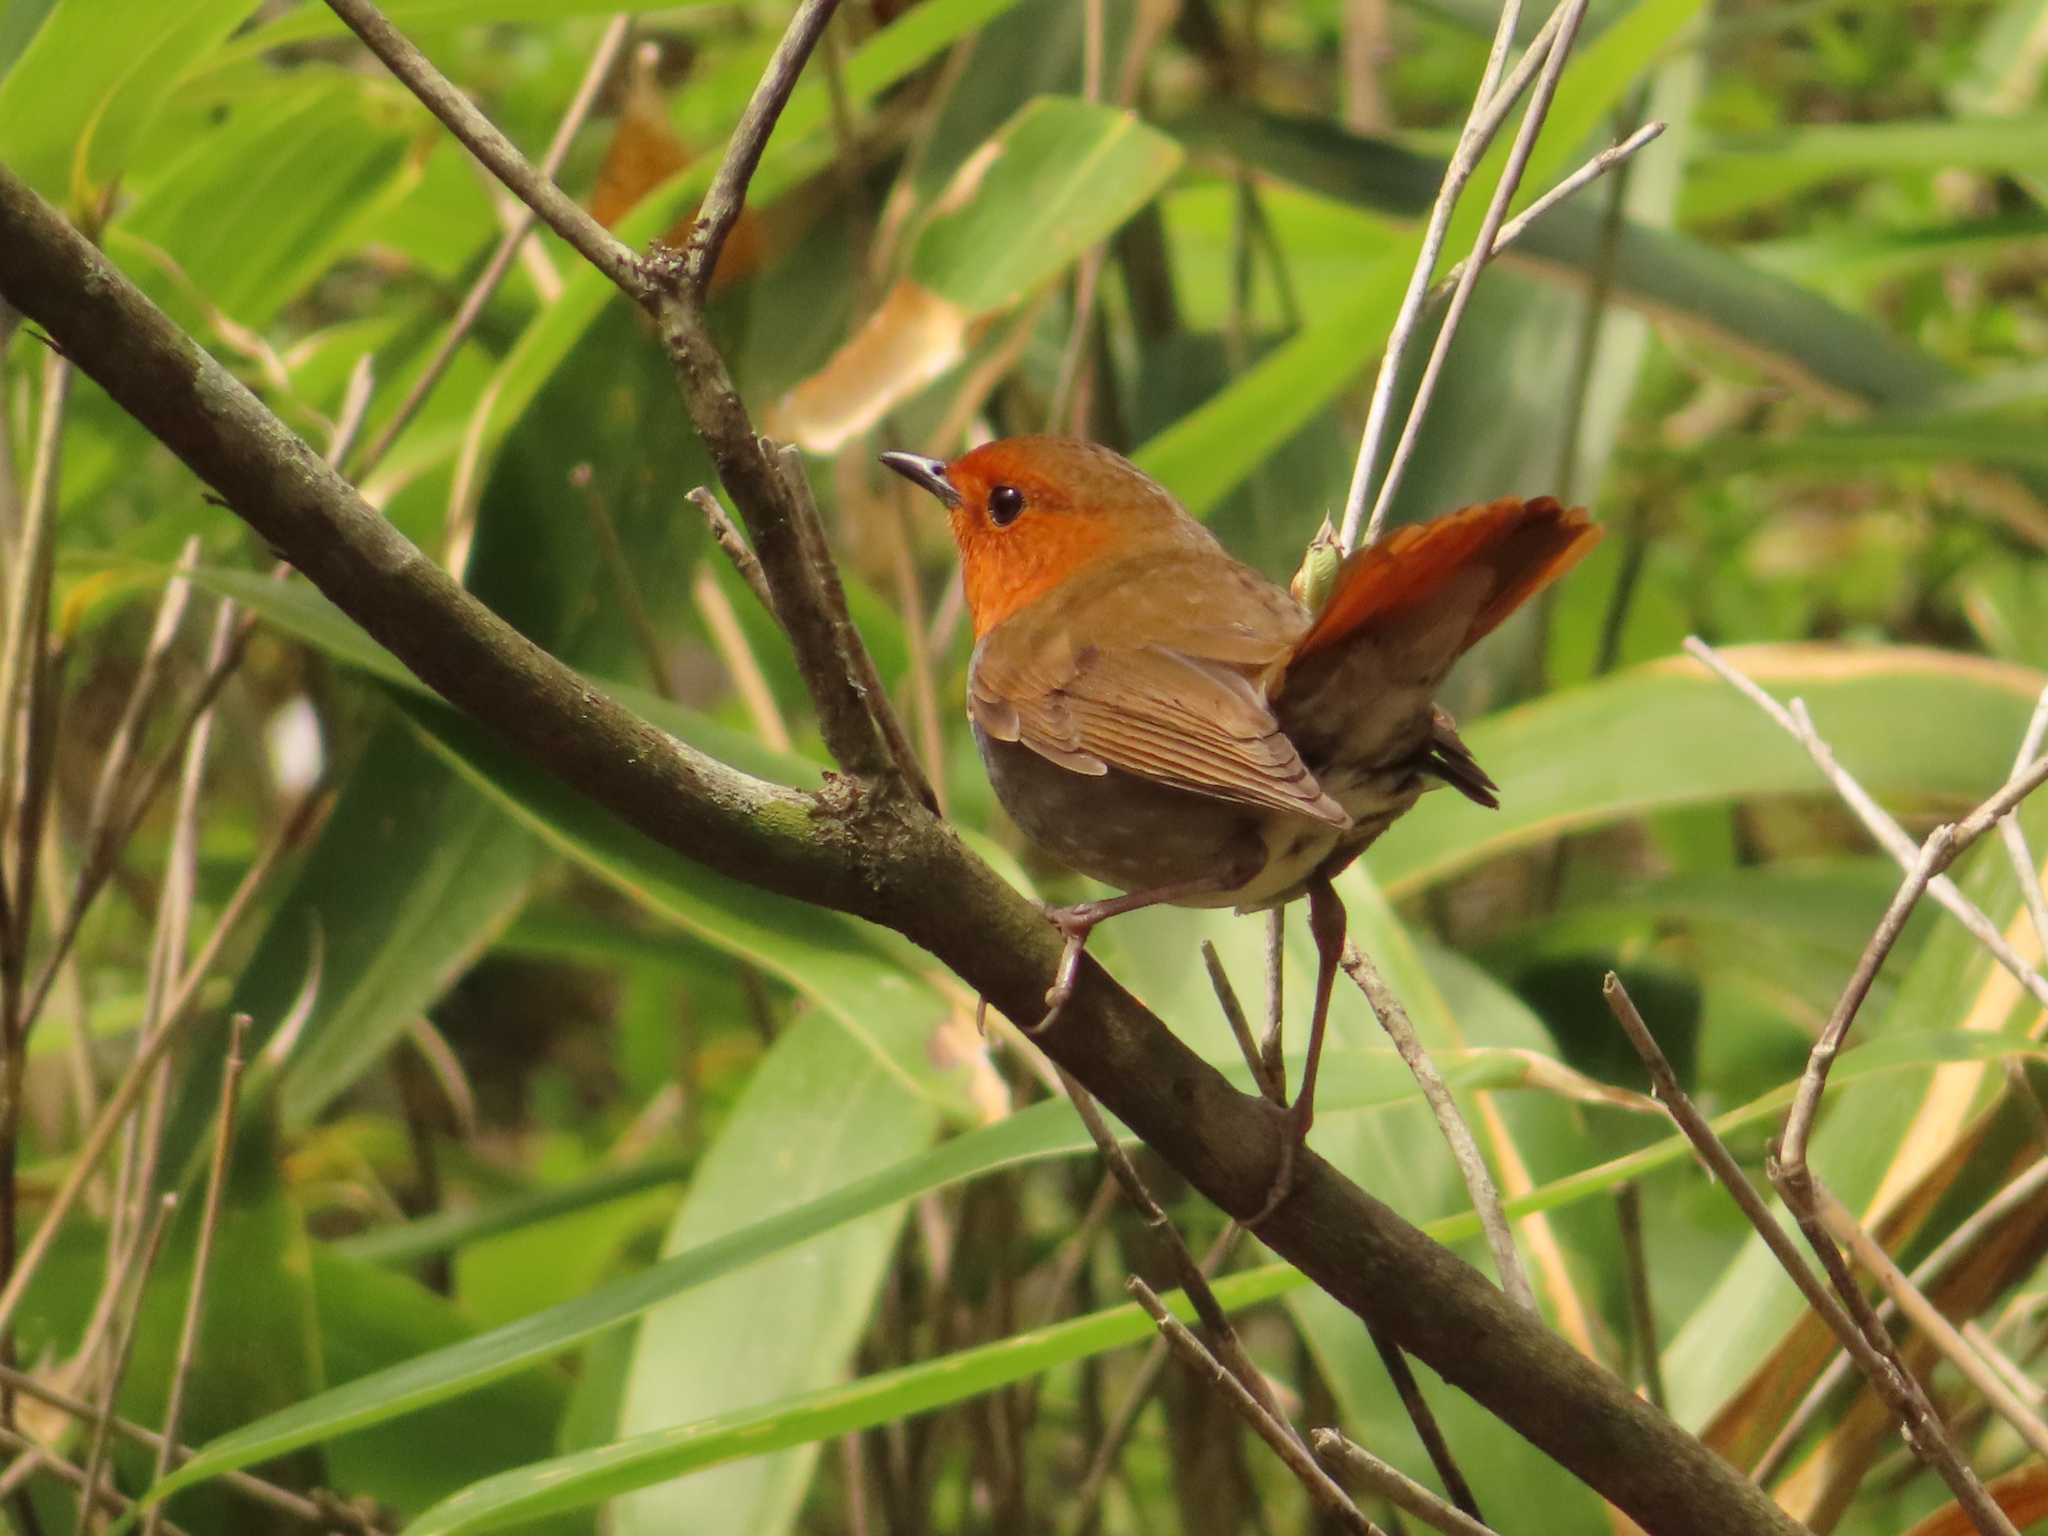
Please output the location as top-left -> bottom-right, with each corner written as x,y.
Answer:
1289,497 -> 1602,666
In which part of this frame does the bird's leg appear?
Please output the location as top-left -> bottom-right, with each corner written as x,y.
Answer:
1035,873 -> 1245,1033
1252,874 -> 1346,1225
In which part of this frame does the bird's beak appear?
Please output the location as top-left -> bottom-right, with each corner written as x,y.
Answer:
878,450 -> 961,509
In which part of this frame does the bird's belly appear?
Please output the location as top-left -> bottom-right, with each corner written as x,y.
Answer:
975,726 -> 1286,904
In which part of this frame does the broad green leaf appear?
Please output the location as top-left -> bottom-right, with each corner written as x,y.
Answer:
771,94 -> 1182,449
0,0 -> 255,199
400,1264 -> 1303,1536
909,97 -> 1183,313
1370,645 -> 2048,897
1686,115 -> 2048,223
1134,268 -> 1408,516
613,1013 -> 938,1536
110,73 -> 412,331
268,725 -> 543,1135
149,1029 -> 2039,1507
143,1044 -> 1565,1502
403,697 -> 974,1115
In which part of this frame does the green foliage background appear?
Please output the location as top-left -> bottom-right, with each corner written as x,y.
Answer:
1,0 -> 2045,1531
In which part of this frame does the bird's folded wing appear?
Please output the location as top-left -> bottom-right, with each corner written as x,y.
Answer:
971,642 -> 1349,827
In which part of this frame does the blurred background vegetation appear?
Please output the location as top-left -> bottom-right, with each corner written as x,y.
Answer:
1,0 -> 2046,1530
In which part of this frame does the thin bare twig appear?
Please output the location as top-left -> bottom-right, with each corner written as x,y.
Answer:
0,353 -> 68,857
144,1015 -> 251,1536
1360,0 -> 1591,544
1995,687 -> 2048,962
1051,1067 -> 1288,1430
686,486 -> 776,616
1261,909 -> 1286,1099
1615,1182 -> 1666,1410
1057,1223 -> 1241,1536
1129,1278 -> 1381,1535
0,1361 -> 352,1529
322,0 -> 646,299
571,465 -> 680,701
1311,1428 -> 1500,1536
681,0 -> 840,298
1754,1155 -> 2048,1485
327,353 -> 377,469
1961,1320 -> 2044,1409
1817,1184 -> 2048,1465
0,791 -> 325,1342
1361,1314 -> 1484,1519
1340,942 -> 1536,1313
1685,638 -> 2048,1013
1429,120 -> 1666,298
690,563 -> 792,753
354,15 -> 631,477
81,539 -> 200,851
0,1423 -> 190,1536
75,1193 -> 177,1536
1203,940 -> 1283,1104
1605,974 -> 2018,1536
771,443 -> 935,806
1781,829 -> 1958,1175
1338,0 -> 1536,550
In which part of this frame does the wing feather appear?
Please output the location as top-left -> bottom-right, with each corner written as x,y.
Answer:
974,637 -> 1348,827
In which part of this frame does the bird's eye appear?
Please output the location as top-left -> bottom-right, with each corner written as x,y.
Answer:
988,485 -> 1026,527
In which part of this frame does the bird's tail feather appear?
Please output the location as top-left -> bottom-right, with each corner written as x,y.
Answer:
1289,497 -> 1602,667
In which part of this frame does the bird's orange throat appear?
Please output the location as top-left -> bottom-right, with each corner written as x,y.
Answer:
953,506 -> 1116,638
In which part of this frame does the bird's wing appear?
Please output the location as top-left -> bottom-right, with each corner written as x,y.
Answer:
971,627 -> 1350,828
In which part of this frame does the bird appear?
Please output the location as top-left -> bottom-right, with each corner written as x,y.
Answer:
882,436 -> 1600,1212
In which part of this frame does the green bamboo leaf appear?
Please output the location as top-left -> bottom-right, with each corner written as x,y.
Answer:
108,73 -> 411,330
612,1014 -> 938,1536
1686,114 -> 2048,223
313,1251 -> 571,1520
0,0 -> 256,198
909,97 -> 1183,313
1706,412 -> 2048,476
338,1156 -> 692,1267
401,697 -> 972,1115
1369,645 -> 2047,897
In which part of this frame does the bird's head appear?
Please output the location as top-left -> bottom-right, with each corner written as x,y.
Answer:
880,435 -> 1196,637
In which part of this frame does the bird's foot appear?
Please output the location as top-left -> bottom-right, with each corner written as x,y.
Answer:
1029,900 -> 1115,1034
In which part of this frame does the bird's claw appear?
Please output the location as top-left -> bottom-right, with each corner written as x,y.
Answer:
1029,904 -> 1102,1034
